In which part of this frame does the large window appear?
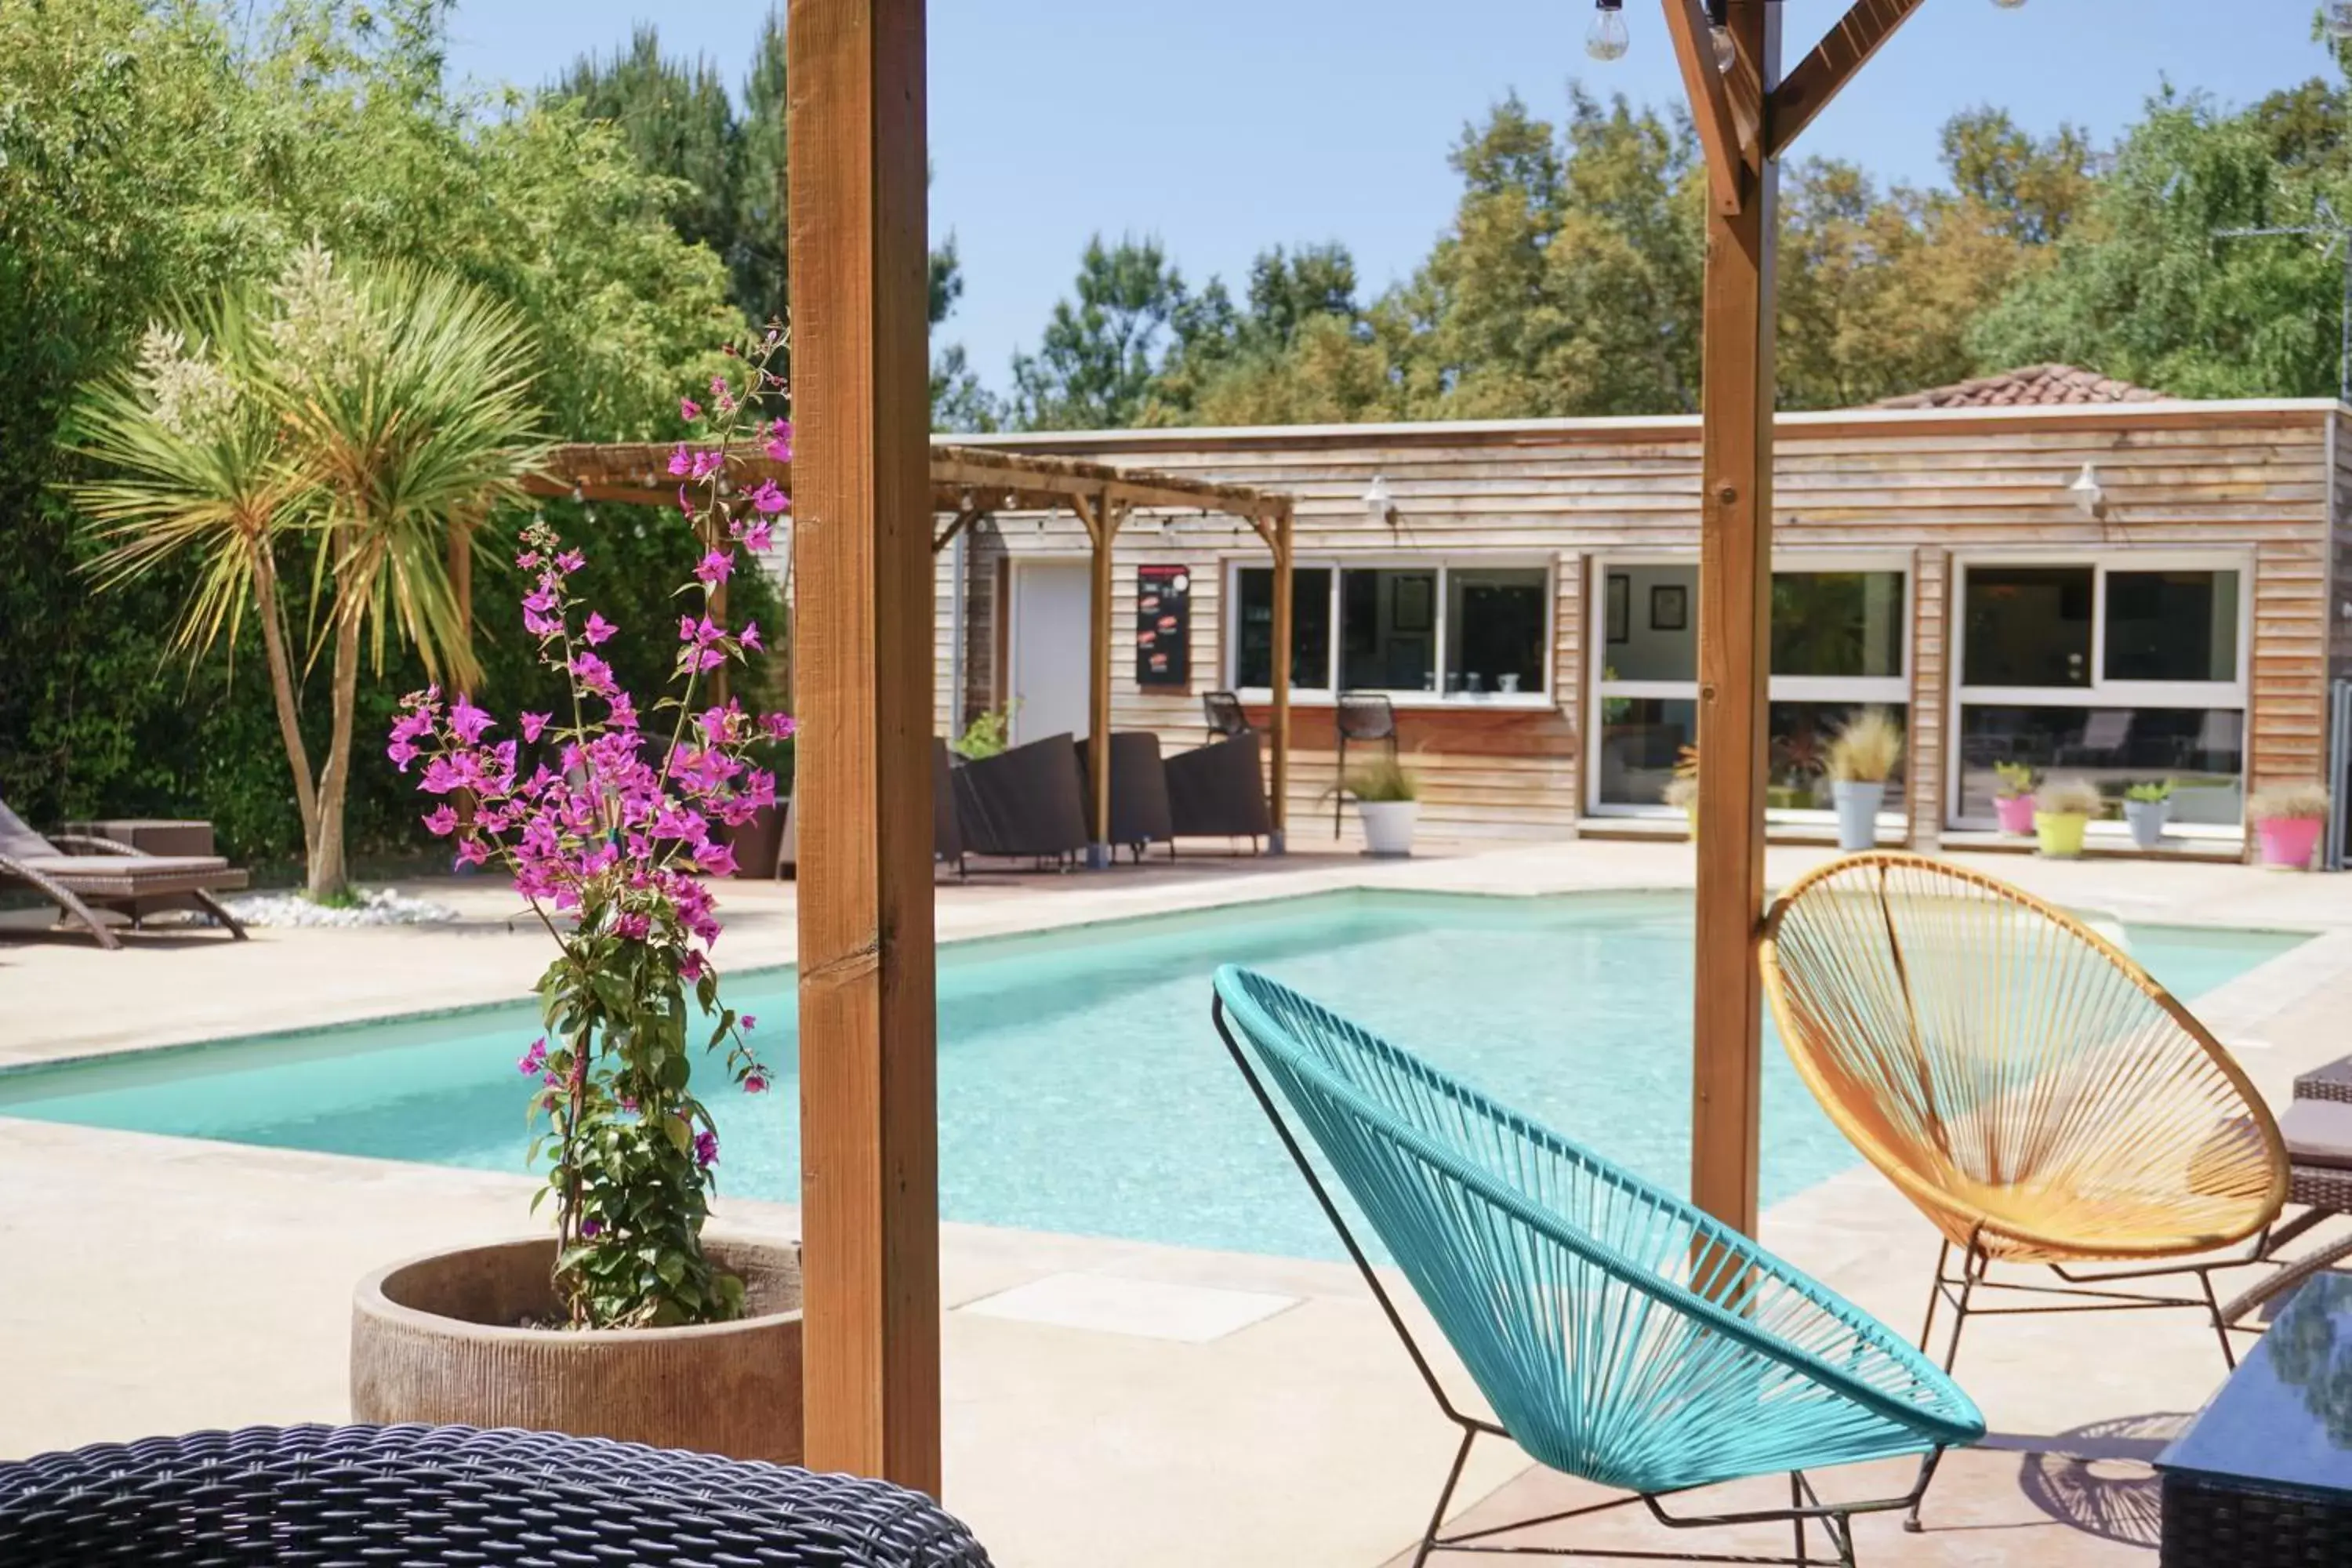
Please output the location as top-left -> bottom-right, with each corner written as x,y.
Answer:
1232,561 -> 1551,699
1593,561 -> 1911,812
1952,560 -> 2248,829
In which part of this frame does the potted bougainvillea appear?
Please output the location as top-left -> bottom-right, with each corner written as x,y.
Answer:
350,336 -> 808,1461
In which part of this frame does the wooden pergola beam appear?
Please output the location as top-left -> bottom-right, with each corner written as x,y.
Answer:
1660,0 -> 1748,216
786,0 -> 940,1492
1768,0 -> 1926,161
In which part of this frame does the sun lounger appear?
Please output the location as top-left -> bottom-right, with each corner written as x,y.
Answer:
0,801 -> 247,949
2223,1058 -> 2352,1322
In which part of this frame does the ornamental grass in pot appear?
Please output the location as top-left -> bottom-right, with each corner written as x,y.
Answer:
2033,778 -> 2103,860
2251,783 -> 2331,870
2122,779 -> 2172,851
1348,755 -> 1422,856
356,338 -> 806,1461
1825,708 -> 1902,852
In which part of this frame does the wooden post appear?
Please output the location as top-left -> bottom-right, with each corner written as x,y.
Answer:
1689,0 -> 1778,1239
1268,506 -> 1292,852
786,0 -> 941,1493
1075,491 -> 1118,866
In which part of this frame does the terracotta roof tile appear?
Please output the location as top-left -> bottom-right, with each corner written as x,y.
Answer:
1871,364 -> 2169,411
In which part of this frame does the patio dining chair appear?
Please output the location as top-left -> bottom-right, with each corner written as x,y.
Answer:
1211,966 -> 1984,1566
1760,854 -> 2288,1396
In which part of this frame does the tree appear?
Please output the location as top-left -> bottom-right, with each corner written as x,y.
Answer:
275,245 -> 546,898
1973,79 -> 2352,398
1010,235 -> 1191,429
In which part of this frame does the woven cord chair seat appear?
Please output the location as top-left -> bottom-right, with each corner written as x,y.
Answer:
1760,854 -> 2288,1265
0,1424 -> 993,1567
1214,967 -> 1983,1499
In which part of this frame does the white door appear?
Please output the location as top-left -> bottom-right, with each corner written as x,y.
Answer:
1011,561 -> 1093,746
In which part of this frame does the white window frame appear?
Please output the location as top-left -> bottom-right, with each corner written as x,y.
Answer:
1224,555 -> 1558,710
1588,553 -> 1915,818
1947,551 -> 2254,835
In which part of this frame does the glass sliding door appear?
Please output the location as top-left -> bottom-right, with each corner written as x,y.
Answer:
1592,560 -> 1910,816
1951,560 -> 2248,831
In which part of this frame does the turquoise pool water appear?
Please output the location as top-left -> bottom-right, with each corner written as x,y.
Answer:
0,891 -> 2306,1261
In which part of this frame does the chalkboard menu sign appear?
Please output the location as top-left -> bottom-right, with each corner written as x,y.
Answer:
1134,564 -> 1191,687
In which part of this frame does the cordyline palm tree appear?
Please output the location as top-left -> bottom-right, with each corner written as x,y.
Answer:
73,292 -> 327,877
274,245 -> 546,899
74,244 -> 545,900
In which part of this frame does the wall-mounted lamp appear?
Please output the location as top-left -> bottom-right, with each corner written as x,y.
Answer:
1363,474 -> 1400,528
2067,463 -> 2107,521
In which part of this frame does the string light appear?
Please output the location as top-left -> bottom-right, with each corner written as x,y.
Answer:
1584,0 -> 1628,61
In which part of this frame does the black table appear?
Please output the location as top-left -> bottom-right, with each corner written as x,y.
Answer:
2158,1272 -> 2352,1564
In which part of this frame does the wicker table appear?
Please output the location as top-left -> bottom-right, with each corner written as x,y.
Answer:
2159,1273 -> 2352,1564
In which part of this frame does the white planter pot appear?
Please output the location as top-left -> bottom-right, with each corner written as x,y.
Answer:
2123,797 -> 2169,851
1831,780 -> 1885,852
1358,800 -> 1420,858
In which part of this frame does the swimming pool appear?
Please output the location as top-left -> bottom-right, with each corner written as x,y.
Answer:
0,891 -> 2305,1260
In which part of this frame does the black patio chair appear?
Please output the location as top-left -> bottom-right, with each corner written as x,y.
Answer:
1166,731 -> 1272,851
953,732 -> 1091,868
1076,732 -> 1175,863
1203,690 -> 1252,740
1333,691 -> 1399,837
0,1424 -> 993,1567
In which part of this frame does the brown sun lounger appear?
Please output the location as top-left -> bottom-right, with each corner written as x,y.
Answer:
0,801 -> 248,950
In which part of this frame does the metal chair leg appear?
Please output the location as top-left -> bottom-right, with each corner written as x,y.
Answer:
1410,1425 -> 1479,1568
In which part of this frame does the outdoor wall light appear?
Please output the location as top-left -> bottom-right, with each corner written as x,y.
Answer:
2068,463 -> 2107,520
1584,0 -> 1628,62
1363,474 -> 1400,528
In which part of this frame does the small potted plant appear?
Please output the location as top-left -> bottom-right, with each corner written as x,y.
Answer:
2033,778 -> 2103,859
1348,756 -> 1422,855
2249,783 -> 2331,870
358,339 -> 806,1461
1992,762 -> 2039,836
2122,779 -> 2173,851
1825,708 -> 1903,853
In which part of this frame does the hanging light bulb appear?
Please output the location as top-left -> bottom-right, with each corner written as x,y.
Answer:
2330,1 -> 2352,41
1584,0 -> 1628,62
1711,24 -> 1737,70
1990,0 -> 2027,9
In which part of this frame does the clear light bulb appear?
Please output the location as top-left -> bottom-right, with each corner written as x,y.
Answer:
1990,0 -> 2028,9
1585,2 -> 1629,62
2330,0 -> 2352,41
1711,24 -> 1737,71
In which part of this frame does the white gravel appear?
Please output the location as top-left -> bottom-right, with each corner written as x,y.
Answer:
222,887 -> 460,927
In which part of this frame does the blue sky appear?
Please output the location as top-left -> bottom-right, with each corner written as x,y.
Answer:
443,2 -> 2336,395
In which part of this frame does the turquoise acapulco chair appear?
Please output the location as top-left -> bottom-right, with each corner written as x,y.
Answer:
1210,967 -> 1984,1567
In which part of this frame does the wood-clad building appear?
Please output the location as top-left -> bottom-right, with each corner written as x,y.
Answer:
934,383 -> 2352,852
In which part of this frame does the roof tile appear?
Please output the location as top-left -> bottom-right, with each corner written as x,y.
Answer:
1871,364 -> 2168,410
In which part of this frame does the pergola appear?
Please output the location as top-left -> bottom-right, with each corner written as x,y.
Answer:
520,440 -> 1297,864
782,0 -> 1925,1490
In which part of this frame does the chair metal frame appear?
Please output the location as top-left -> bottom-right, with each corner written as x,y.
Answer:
1211,980 -> 1972,1567
1333,690 -> 1399,838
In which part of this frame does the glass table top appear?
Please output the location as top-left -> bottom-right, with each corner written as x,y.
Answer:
2159,1272 -> 2352,1498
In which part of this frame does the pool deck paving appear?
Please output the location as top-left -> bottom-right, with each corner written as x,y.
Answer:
5,837 -> 2352,1565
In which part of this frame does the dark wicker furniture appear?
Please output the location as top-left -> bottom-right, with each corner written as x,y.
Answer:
0,800 -> 246,949
2223,1053 -> 2352,1323
952,733 -> 1091,865
1202,691 -> 1251,739
0,1424 -> 993,1567
1075,733 -> 1174,863
2159,1276 -> 2352,1566
1164,733 -> 1272,850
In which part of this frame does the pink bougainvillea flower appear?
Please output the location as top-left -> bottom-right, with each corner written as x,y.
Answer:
694,839 -> 738,877
613,910 -> 652,942
680,396 -> 702,421
555,550 -> 586,575
422,804 -> 459,837
516,549 -> 543,569
746,478 -> 786,515
583,612 -> 616,645
693,1131 -> 720,1168
735,517 -> 775,554
760,713 -> 797,741
517,1037 -> 548,1076
743,1073 -> 768,1094
694,549 -> 734,586
666,444 -> 695,477
739,620 -> 763,653
677,485 -> 694,517
520,712 -> 552,743
741,1014 -> 757,1030
387,739 -> 419,771
580,1218 -> 604,1238
448,696 -> 495,745
764,419 -> 793,463
679,949 -> 707,982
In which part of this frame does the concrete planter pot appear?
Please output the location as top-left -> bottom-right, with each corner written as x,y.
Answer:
352,1236 -> 803,1463
1831,780 -> 1884,852
1357,800 -> 1420,857
2123,797 -> 2170,851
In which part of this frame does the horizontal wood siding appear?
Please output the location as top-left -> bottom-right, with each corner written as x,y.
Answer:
929,405 -> 2334,840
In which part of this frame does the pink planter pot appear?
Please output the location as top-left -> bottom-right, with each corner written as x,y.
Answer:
1993,795 -> 2037,835
2256,815 -> 2325,870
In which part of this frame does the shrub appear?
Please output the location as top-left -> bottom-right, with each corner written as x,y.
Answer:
1826,707 -> 1904,784
2124,779 -> 2174,804
2034,778 -> 2104,817
1345,756 -> 1421,803
1992,760 -> 2038,800
2250,783 -> 2332,822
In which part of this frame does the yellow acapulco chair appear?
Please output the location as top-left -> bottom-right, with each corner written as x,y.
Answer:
1760,854 -> 2288,1404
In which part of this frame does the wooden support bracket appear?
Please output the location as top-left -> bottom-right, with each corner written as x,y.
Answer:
1769,0 -> 1926,160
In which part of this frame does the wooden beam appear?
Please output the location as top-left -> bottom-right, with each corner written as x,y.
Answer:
1690,0 -> 1778,1240
1768,0 -> 1926,161
1268,505 -> 1292,851
786,0 -> 941,1492
1659,0 -> 1747,216
931,506 -> 984,554
1073,491 -> 1121,861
